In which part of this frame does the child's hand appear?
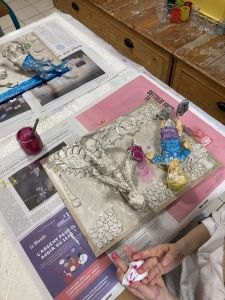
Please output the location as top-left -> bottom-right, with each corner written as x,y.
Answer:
132,243 -> 184,284
112,245 -> 178,300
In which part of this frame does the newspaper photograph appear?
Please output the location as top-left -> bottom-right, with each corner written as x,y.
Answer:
0,95 -> 31,122
0,95 -> 34,138
8,144 -> 64,211
0,118 -> 123,300
29,48 -> 106,108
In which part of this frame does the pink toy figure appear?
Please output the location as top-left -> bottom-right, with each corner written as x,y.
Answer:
128,141 -> 152,182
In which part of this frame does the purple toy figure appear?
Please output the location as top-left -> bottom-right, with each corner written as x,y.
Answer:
145,99 -> 191,191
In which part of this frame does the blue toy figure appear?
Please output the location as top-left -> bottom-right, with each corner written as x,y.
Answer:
146,100 -> 191,191
152,118 -> 191,165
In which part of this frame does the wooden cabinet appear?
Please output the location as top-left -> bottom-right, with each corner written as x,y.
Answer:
54,0 -> 172,84
171,59 -> 225,124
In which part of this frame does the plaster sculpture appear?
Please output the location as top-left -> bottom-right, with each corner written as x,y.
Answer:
0,67 -> 7,80
0,34 -> 69,103
43,100 -> 219,256
146,100 -> 191,191
1,40 -> 68,80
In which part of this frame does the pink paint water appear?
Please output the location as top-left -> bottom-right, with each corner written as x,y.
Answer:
16,127 -> 43,155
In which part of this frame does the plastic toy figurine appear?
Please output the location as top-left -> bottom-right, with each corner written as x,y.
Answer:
146,99 -> 191,191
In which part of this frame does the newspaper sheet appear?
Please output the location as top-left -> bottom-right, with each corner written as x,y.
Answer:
1,68 -> 225,299
0,13 -> 127,138
0,71 -> 225,299
1,12 -> 225,297
0,119 -> 123,300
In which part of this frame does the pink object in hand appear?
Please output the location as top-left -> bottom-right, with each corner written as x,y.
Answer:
122,260 -> 148,286
16,127 -> 43,155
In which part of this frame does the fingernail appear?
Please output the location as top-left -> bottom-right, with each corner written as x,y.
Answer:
112,252 -> 119,259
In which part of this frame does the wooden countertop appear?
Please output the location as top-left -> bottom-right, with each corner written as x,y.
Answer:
88,0 -> 225,88
175,34 -> 225,88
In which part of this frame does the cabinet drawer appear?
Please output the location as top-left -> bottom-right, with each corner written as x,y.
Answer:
171,60 -> 225,124
54,0 -> 172,83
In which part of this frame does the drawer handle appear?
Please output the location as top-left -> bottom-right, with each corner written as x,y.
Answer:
217,101 -> 225,112
124,38 -> 134,49
72,2 -> 79,11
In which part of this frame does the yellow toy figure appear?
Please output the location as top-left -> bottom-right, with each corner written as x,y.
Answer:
146,100 -> 191,191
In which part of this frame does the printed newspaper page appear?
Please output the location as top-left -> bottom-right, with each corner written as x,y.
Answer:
0,118 -> 123,300
0,13 -> 127,138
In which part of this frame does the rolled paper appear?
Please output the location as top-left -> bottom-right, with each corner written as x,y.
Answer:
171,7 -> 181,23
180,6 -> 190,21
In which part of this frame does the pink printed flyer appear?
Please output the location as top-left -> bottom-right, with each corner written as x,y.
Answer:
76,75 -> 225,222
20,208 -> 118,300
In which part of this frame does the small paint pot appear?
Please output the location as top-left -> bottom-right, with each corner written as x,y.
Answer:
180,6 -> 190,22
171,7 -> 181,23
16,126 -> 43,155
